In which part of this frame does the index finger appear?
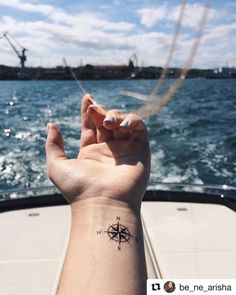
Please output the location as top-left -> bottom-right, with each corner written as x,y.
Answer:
80,94 -> 97,148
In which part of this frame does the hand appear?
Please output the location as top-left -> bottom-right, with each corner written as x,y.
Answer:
45,94 -> 150,212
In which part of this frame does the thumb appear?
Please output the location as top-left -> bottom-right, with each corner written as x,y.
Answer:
45,123 -> 67,164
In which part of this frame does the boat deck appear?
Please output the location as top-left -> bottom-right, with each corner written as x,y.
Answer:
1,195 -> 236,294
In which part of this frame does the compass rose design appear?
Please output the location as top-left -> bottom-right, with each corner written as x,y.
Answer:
105,220 -> 134,249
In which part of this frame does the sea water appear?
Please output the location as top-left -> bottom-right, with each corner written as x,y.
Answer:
0,79 -> 235,192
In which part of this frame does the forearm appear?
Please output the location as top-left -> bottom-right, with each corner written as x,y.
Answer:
57,197 -> 147,295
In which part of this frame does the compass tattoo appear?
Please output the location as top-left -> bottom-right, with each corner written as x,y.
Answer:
97,216 -> 137,251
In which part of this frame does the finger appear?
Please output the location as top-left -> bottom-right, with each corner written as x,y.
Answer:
103,110 -> 130,140
87,104 -> 113,143
45,123 -> 67,165
103,110 -> 125,130
80,93 -> 97,148
119,114 -> 148,142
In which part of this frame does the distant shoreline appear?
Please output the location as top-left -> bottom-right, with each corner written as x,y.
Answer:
0,64 -> 236,80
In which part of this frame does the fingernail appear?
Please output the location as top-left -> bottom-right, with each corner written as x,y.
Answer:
120,119 -> 129,127
104,115 -> 115,123
46,123 -> 51,133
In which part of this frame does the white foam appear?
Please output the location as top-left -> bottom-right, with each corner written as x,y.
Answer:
15,131 -> 31,140
149,148 -> 204,189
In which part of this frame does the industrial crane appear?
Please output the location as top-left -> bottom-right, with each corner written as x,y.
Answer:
128,53 -> 139,79
0,31 -> 27,69
129,53 -> 138,68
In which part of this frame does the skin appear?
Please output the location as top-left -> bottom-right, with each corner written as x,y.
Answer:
45,94 -> 151,295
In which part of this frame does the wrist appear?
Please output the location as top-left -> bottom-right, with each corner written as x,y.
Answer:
71,197 -> 140,217
71,197 -> 141,224
69,197 -> 143,255
59,197 -> 146,295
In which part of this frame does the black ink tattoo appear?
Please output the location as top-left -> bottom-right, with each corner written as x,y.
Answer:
106,221 -> 133,244
96,217 -> 137,250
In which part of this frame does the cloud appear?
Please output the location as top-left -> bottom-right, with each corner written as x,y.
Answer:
0,12 -> 174,67
0,0 -> 55,15
136,3 -> 221,29
0,0 -> 235,68
0,14 -> 137,67
0,0 -> 135,32
50,12 -> 135,31
137,5 -> 167,28
0,0 -> 136,66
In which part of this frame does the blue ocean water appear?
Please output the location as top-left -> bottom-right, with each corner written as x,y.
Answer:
0,79 -> 235,191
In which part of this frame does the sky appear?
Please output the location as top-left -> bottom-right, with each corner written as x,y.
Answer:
0,0 -> 235,69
